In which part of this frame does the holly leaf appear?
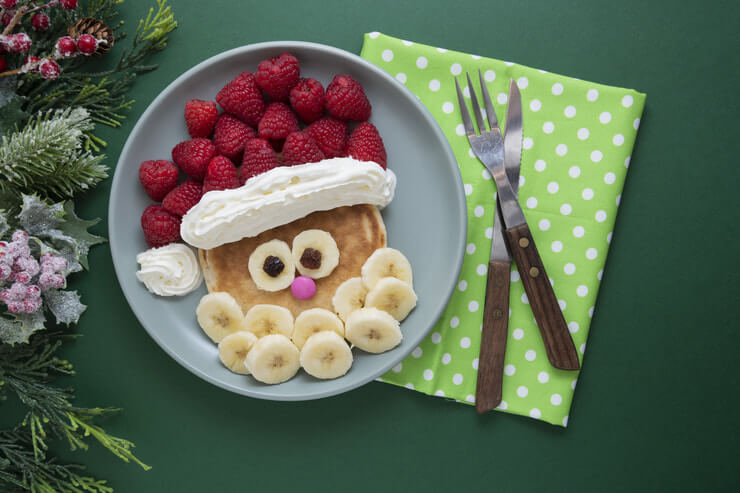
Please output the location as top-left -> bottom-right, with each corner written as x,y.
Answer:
0,311 -> 46,345
58,200 -> 106,270
43,289 -> 86,326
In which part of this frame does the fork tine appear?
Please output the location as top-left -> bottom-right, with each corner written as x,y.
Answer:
455,77 -> 476,135
478,69 -> 499,129
466,72 -> 487,132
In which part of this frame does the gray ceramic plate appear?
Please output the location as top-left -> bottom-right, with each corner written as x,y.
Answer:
109,41 -> 466,400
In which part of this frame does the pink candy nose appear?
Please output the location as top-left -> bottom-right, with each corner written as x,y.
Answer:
291,276 -> 316,300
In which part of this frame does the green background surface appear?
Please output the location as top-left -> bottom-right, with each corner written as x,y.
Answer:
32,0 -> 740,490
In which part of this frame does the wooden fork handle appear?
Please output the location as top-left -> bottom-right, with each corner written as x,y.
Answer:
505,223 -> 580,371
475,259 -> 511,414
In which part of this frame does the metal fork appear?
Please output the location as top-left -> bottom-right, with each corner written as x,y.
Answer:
456,73 -> 581,373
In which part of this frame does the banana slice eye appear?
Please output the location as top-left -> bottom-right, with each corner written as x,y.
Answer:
248,239 -> 295,291
291,229 -> 340,279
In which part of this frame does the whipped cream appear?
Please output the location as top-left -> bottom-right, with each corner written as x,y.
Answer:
181,158 -> 396,250
136,243 -> 203,296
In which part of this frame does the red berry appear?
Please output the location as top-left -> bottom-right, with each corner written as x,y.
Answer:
289,78 -> 325,123
240,138 -> 279,182
202,156 -> 240,193
55,36 -> 76,57
1,12 -> 12,27
212,113 -> 256,162
38,59 -> 60,80
76,34 -> 97,55
60,0 -> 78,9
305,116 -> 348,158
22,55 -> 39,72
172,138 -> 216,181
216,71 -> 265,127
255,53 -> 300,102
30,12 -> 49,31
162,180 -> 203,217
281,132 -> 325,166
325,74 -> 371,122
0,57 -> 6,72
0,0 -> 17,9
6,33 -> 30,53
346,122 -> 387,168
138,160 -> 179,201
141,205 -> 181,248
258,102 -> 299,145
184,99 -> 218,138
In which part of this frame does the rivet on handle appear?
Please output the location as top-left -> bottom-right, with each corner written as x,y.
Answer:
519,237 -> 530,248
492,309 -> 503,320
529,267 -> 540,278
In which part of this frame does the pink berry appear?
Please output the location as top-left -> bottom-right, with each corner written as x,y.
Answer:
60,0 -> 78,9
23,298 -> 41,313
0,264 -> 10,281
76,34 -> 97,55
290,276 -> 317,300
51,257 -> 67,272
0,0 -> 17,10
39,59 -> 60,79
55,36 -> 76,57
7,301 -> 23,314
26,285 -> 41,299
13,271 -> 30,284
30,12 -> 50,31
8,282 -> 26,301
11,231 -> 28,243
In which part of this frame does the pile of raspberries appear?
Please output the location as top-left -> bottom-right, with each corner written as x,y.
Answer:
139,52 -> 388,249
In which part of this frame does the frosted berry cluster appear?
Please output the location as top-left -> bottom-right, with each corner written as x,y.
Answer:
0,230 -> 67,315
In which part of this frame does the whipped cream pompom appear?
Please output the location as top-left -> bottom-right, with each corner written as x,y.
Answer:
136,243 -> 203,296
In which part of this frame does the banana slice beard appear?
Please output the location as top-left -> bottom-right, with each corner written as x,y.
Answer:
331,277 -> 368,322
345,307 -> 402,354
291,308 -> 344,349
364,277 -> 417,321
196,292 -> 247,343
245,334 -> 300,384
300,331 -> 353,379
218,331 -> 258,375
292,229 -> 340,279
248,239 -> 295,292
361,248 -> 413,290
244,304 -> 295,338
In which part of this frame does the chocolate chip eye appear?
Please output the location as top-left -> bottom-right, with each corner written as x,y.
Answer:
300,248 -> 322,270
262,255 -> 285,277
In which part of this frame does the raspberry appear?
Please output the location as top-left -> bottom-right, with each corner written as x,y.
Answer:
305,116 -> 348,158
289,78 -> 325,123
162,179 -> 203,216
60,0 -> 78,8
325,74 -> 371,122
172,138 -> 216,181
55,36 -> 76,57
213,113 -> 256,162
258,102 -> 299,146
38,59 -> 61,80
216,71 -> 265,127
31,12 -> 50,31
202,156 -> 240,193
184,99 -> 218,138
138,160 -> 179,201
346,122 -> 387,169
240,138 -> 279,182
76,34 -> 97,55
141,205 -> 181,248
281,132 -> 325,166
255,53 -> 300,102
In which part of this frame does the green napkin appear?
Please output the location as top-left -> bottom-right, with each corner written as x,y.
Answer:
361,32 -> 645,426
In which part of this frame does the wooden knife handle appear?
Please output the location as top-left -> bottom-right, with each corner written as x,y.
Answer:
505,223 -> 580,371
476,259 -> 511,414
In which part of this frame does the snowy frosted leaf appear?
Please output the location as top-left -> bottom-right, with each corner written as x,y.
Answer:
43,289 -> 86,325
0,311 -> 46,345
0,212 -> 8,237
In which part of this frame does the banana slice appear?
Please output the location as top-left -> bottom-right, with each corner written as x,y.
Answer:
361,248 -> 413,289
218,331 -> 258,375
196,292 -> 247,343
364,277 -> 418,321
300,331 -> 353,379
245,334 -> 300,384
248,239 -> 295,291
244,304 -> 294,338
344,307 -> 402,353
291,308 -> 344,349
291,229 -> 340,279
332,277 -> 368,322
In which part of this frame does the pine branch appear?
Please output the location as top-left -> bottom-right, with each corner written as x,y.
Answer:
0,108 -> 108,202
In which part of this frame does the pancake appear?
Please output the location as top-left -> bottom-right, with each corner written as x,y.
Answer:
199,204 -> 386,317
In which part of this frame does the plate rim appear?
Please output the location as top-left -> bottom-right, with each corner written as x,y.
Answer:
109,40 -> 467,401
